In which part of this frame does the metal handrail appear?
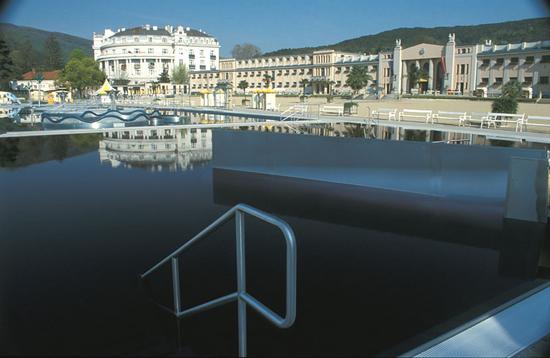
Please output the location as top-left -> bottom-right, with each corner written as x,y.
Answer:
140,203 -> 297,357
280,104 -> 308,121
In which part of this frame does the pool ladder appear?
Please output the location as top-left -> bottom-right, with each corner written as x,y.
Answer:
140,203 -> 297,357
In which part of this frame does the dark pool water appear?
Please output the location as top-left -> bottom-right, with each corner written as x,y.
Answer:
0,130 -> 545,356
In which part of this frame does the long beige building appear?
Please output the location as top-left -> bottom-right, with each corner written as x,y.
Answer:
190,34 -> 550,98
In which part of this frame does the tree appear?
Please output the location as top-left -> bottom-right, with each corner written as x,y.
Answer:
491,79 -> 522,114
10,39 -> 39,76
345,65 -> 372,99
68,48 -> 86,61
171,64 -> 189,85
491,96 -> 518,114
0,37 -> 14,90
408,64 -> 428,90
299,78 -> 309,96
58,49 -> 105,98
44,35 -> 63,70
158,68 -> 170,83
216,81 -> 231,91
327,80 -> 336,95
262,74 -> 273,88
501,80 -> 522,99
231,43 -> 262,59
237,80 -> 249,95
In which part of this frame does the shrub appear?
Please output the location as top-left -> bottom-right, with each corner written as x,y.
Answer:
501,80 -> 522,99
343,101 -> 358,114
491,96 -> 518,114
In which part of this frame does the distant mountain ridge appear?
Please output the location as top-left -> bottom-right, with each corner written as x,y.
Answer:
0,22 -> 92,61
264,17 -> 550,56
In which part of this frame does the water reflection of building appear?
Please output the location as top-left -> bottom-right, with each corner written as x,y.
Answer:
99,127 -> 212,172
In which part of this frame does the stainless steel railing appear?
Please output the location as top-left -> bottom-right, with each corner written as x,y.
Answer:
140,203 -> 297,357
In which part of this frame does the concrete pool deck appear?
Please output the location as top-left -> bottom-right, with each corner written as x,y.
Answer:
3,104 -> 550,144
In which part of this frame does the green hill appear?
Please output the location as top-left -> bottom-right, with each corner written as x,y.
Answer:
264,17 -> 550,56
0,22 -> 92,61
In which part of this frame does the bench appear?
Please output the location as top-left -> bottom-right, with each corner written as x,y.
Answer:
399,109 -> 433,123
447,89 -> 462,96
461,112 -> 487,127
482,112 -> 525,131
320,105 -> 344,116
523,115 -> 550,131
372,108 -> 397,121
433,111 -> 470,126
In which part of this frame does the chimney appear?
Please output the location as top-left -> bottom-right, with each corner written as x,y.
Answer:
153,25 -> 158,30
521,42 -> 527,49
145,24 -> 150,30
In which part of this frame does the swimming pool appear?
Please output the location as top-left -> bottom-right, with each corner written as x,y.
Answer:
0,128 -> 547,356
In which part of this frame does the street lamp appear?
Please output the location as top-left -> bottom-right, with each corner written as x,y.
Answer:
21,83 -> 32,104
34,72 -> 44,107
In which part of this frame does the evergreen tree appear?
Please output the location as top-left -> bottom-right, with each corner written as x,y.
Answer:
501,80 -> 522,99
44,35 -> 63,70
10,39 -> 39,76
158,69 -> 170,83
0,37 -> 14,90
491,80 -> 522,114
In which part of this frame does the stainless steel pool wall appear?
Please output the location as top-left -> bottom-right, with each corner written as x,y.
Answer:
212,130 -> 548,225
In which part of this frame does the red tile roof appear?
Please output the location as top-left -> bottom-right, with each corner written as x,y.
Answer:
21,70 -> 61,81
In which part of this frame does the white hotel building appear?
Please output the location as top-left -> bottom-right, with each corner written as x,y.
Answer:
93,25 -> 220,94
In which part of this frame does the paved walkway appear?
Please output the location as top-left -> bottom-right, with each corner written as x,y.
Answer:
2,104 -> 550,144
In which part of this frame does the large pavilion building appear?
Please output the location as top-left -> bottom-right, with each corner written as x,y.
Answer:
190,34 -> 550,98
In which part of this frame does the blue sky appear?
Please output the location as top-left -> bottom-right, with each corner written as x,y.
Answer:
1,0 -> 548,56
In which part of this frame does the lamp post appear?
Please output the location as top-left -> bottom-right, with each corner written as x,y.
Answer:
34,72 -> 44,107
22,83 -> 32,104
